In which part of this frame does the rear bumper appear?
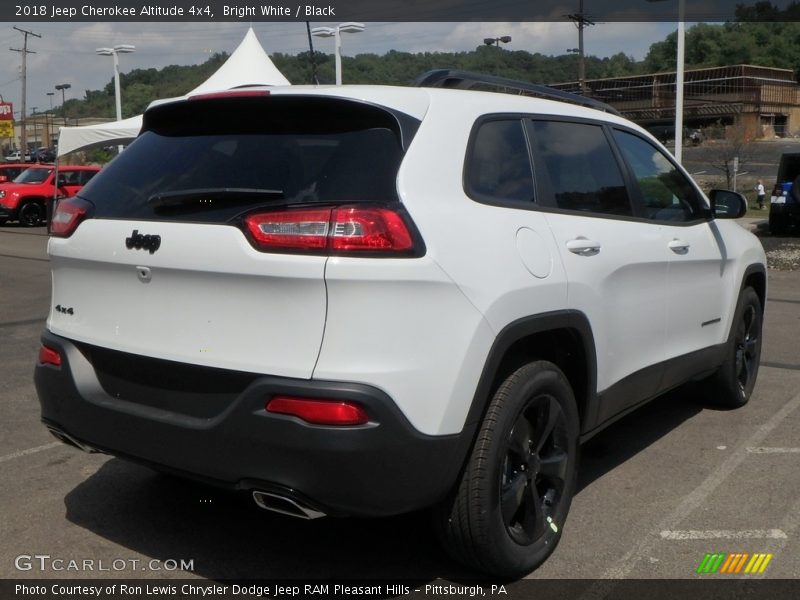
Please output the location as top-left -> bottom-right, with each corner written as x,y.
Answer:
35,330 -> 469,517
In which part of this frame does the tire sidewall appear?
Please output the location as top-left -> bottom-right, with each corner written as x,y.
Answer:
717,287 -> 762,406
480,363 -> 580,575
19,201 -> 43,227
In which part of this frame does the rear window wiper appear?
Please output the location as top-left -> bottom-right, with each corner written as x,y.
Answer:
148,188 -> 285,208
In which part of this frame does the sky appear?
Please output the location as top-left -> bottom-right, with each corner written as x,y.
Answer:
0,21 -> 675,118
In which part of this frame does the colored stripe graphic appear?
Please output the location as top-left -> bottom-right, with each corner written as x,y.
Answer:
698,553 -> 774,575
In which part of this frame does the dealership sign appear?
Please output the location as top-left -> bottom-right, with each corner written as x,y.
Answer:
0,102 -> 13,138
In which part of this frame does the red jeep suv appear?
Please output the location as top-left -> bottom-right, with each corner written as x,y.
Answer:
0,165 -> 100,226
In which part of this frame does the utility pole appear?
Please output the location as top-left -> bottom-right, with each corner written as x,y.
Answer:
567,0 -> 594,94
10,26 -> 41,160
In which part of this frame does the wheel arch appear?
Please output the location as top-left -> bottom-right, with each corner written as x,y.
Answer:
464,311 -> 598,438
741,263 -> 767,315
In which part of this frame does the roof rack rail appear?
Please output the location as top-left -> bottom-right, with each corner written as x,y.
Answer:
413,69 -> 621,117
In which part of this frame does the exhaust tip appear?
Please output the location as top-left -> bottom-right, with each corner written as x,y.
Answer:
252,490 -> 326,520
46,426 -> 100,454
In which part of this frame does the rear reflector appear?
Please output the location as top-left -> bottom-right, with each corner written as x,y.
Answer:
266,396 -> 369,426
244,205 -> 416,255
38,345 -> 62,367
50,197 -> 93,238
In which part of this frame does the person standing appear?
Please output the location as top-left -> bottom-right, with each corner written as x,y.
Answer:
756,180 -> 766,209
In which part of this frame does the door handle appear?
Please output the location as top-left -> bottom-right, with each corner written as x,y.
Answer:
668,239 -> 691,254
566,238 -> 601,256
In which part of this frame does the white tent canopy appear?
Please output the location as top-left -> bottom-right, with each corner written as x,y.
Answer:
56,28 -> 289,158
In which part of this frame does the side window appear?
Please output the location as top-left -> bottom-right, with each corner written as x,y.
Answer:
613,129 -> 706,222
465,119 -> 535,204
529,120 -> 632,217
80,170 -> 98,185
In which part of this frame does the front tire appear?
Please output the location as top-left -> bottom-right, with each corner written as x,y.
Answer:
702,287 -> 762,407
18,201 -> 44,227
436,361 -> 579,577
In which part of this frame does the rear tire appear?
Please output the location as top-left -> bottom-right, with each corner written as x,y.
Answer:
435,361 -> 579,577
701,287 -> 762,408
18,201 -> 44,227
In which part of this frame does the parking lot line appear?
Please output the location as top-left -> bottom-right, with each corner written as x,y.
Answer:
0,441 -> 61,464
0,252 -> 48,263
0,317 -> 45,330
659,529 -> 787,540
746,447 -> 800,453
575,389 -> 800,594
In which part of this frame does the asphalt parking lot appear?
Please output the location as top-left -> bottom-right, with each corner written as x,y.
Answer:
1,224 -> 799,588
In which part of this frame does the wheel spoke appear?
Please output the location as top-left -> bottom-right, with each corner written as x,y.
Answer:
533,397 -> 561,453
538,450 -> 569,485
519,483 -> 546,540
744,337 -> 759,358
509,418 -> 532,463
501,472 -> 527,526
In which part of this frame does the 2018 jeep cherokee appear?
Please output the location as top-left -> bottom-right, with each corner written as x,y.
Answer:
35,72 -> 766,577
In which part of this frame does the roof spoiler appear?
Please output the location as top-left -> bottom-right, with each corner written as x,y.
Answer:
413,69 -> 621,117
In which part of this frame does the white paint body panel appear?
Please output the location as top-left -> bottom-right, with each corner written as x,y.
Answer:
48,220 -> 327,378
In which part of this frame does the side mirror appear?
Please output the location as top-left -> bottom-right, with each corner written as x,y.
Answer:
0,175 -> 7,183
709,189 -> 747,219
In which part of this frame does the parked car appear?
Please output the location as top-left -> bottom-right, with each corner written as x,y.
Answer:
0,165 -> 100,226
769,151 -> 800,234
0,162 -> 34,184
4,150 -> 31,163
31,147 -> 56,163
35,72 -> 766,577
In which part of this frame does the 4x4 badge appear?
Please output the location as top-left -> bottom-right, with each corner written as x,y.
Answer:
126,230 -> 161,254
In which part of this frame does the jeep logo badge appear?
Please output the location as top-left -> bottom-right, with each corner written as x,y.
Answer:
125,230 -> 161,254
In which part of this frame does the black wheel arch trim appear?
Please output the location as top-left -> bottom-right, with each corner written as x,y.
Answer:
463,310 -> 599,438
740,263 -> 767,315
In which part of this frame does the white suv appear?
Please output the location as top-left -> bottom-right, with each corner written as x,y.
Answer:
35,71 -> 766,577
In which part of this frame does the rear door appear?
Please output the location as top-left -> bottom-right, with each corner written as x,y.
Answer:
48,94 -> 413,378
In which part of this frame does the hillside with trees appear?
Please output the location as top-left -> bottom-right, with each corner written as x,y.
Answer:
63,16 -> 800,121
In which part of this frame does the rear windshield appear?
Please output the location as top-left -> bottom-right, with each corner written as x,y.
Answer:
778,154 -> 800,183
79,96 -> 418,223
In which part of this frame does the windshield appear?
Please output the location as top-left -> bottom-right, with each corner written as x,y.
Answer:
14,168 -> 51,184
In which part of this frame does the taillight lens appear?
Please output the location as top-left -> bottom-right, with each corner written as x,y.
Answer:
38,345 -> 62,367
50,197 -> 93,238
244,205 -> 417,255
245,208 -> 332,251
266,396 -> 369,426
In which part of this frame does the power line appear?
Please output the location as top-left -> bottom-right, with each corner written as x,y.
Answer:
10,26 -> 41,155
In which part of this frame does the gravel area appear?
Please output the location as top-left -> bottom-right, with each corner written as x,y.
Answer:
756,230 -> 800,271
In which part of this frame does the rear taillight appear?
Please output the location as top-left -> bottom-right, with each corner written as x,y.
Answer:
266,396 -> 370,426
38,345 -> 62,367
50,197 -> 93,238
244,205 -> 418,256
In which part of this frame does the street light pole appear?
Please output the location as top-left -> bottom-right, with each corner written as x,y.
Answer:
311,23 -> 365,85
46,92 -> 54,148
55,83 -> 71,127
648,0 -> 686,163
96,44 -> 135,122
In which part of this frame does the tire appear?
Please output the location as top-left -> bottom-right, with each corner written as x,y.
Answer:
769,214 -> 789,235
18,201 -> 44,227
435,361 -> 579,577
0,218 -> 6,226
702,287 -> 762,408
